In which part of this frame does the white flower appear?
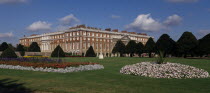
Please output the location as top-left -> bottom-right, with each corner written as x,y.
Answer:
120,62 -> 209,79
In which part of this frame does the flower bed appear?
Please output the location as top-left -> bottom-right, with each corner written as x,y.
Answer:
0,64 -> 104,73
0,61 -> 99,68
0,58 -> 104,73
120,62 -> 209,79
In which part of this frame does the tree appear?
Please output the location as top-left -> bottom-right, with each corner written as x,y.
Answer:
177,31 -> 198,58
125,40 -> 137,57
0,42 -> 9,51
197,33 -> 210,56
8,44 -> 16,50
144,37 -> 156,58
16,44 -> 25,56
112,40 -> 126,57
156,34 -> 175,57
51,45 -> 65,57
28,42 -> 41,52
1,47 -> 17,58
136,42 -> 144,57
85,46 -> 96,57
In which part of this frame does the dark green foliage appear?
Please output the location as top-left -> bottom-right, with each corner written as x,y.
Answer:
156,51 -> 166,64
144,37 -> 156,57
0,42 -> 9,51
125,40 -> 137,57
24,46 -> 29,52
85,46 -> 96,57
177,31 -> 198,58
1,48 -> 17,58
16,44 -> 25,56
112,40 -> 126,57
29,42 -> 41,52
51,45 -> 65,57
8,44 -> 16,50
136,42 -> 144,57
156,34 -> 175,57
197,34 -> 210,56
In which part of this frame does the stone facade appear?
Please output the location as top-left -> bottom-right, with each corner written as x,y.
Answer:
20,25 -> 152,57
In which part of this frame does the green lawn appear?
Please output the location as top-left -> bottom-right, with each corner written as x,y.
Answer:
0,57 -> 210,93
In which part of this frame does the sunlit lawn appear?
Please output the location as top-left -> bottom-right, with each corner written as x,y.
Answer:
0,57 -> 210,93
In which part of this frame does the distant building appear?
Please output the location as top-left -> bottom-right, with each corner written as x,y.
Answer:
19,25 -> 152,56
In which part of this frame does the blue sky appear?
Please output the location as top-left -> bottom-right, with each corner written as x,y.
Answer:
0,0 -> 210,45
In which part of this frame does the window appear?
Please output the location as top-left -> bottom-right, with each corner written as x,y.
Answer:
77,32 -> 79,35
92,33 -> 94,36
70,33 -> 72,36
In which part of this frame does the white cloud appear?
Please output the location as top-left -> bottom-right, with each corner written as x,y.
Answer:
0,32 -> 14,38
164,14 -> 182,26
166,0 -> 198,3
59,14 -> 80,25
126,14 -> 182,32
126,14 -> 166,32
111,15 -> 121,19
0,0 -> 27,4
27,21 -> 52,31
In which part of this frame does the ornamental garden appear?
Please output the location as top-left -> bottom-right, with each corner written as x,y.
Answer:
0,31 -> 210,93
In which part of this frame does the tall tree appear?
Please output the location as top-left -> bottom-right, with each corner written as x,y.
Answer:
112,40 -> 126,57
136,42 -> 144,57
144,37 -> 156,58
16,44 -> 25,56
125,40 -> 137,57
197,33 -> 210,56
85,46 -> 96,57
0,42 -> 9,51
156,34 -> 175,57
177,31 -> 198,58
29,42 -> 41,52
51,45 -> 65,57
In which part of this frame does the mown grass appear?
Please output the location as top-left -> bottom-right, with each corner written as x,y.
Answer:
0,57 -> 210,93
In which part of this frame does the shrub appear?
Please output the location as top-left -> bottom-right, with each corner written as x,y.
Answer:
1,48 -> 17,58
85,46 -> 96,57
0,42 -> 9,51
51,45 -> 65,57
29,42 -> 41,52
156,51 -> 166,64
16,44 -> 25,56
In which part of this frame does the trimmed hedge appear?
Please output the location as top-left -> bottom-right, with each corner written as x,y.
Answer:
51,45 -> 65,57
1,48 -> 17,58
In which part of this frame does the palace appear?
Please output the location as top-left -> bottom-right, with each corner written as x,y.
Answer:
19,25 -> 152,57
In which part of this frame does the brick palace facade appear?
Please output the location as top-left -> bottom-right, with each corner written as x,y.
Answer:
19,25 -> 152,56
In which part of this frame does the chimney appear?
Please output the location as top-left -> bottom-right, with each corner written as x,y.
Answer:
138,33 -> 147,36
105,28 -> 111,31
112,29 -> 118,32
121,31 -> 127,33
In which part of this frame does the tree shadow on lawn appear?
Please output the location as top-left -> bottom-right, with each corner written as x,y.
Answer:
0,78 -> 34,93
